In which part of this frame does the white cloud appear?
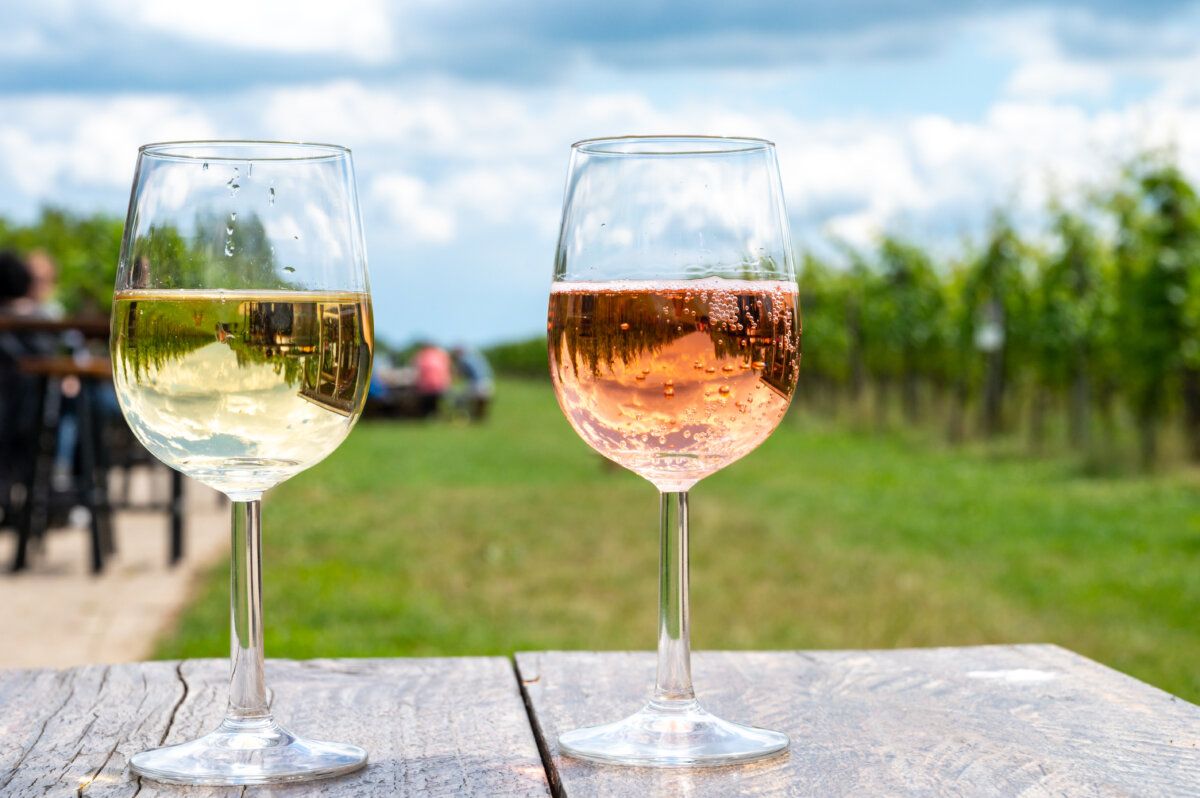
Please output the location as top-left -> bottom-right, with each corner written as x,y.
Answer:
1155,52 -> 1200,105
1005,60 -> 1113,101
0,27 -> 50,59
0,95 -> 216,203
824,210 -> 880,249
258,81 -> 462,147
123,0 -> 393,61
444,165 -> 558,230
761,94 -> 1200,253
367,172 -> 456,244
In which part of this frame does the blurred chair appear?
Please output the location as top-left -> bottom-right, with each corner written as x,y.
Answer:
0,339 -> 38,542
2,318 -> 185,573
9,353 -> 116,572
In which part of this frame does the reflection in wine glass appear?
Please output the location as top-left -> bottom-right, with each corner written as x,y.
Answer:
549,136 -> 800,766
111,142 -> 372,785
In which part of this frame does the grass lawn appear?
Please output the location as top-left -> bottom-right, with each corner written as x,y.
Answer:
156,378 -> 1200,703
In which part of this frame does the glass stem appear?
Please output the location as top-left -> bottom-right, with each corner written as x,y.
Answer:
652,490 -> 696,707
228,496 -> 270,722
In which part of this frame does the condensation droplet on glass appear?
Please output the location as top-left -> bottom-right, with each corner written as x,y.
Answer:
664,387 -> 675,398
620,322 -> 629,330
706,366 -> 715,374
635,374 -> 646,382
719,385 -> 731,395
224,241 -> 235,256
269,186 -> 275,206
283,266 -> 296,273
752,360 -> 766,369
722,364 -> 735,373
230,211 -> 237,221
201,162 -> 209,171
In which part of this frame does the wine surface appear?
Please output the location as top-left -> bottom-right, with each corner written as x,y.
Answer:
548,278 -> 800,490
112,289 -> 373,495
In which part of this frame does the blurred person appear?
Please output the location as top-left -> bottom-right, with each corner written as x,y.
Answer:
414,342 -> 452,418
0,252 -> 42,522
2,249 -> 63,319
12,250 -> 81,484
0,250 -> 32,312
0,250 -> 116,490
0,251 -> 52,355
452,345 -> 494,422
24,250 -> 65,319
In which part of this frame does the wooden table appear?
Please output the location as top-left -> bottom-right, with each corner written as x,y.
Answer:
0,314 -> 111,340
1,646 -> 1197,796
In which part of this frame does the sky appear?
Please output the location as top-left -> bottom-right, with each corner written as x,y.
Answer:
3,1 -> 1200,346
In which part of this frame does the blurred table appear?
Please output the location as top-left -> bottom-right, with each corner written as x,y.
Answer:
17,353 -> 113,380
0,314 -> 110,340
1,647 -> 1197,796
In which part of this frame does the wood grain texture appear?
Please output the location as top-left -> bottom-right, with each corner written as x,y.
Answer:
0,658 -> 549,797
516,646 -> 1200,797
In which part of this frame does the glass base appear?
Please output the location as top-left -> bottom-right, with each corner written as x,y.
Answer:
129,717 -> 368,786
558,699 -> 789,767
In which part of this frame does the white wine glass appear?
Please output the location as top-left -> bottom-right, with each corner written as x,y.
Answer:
110,141 -> 372,785
548,136 -> 801,766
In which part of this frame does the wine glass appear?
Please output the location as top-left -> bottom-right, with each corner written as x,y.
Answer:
110,141 -> 372,785
548,136 -> 801,766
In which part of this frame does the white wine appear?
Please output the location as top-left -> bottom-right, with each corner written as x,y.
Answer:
112,289 -> 373,495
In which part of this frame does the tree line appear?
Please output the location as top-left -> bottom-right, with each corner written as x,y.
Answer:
799,151 -> 1200,468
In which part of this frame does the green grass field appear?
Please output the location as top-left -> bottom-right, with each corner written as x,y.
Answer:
156,378 -> 1200,703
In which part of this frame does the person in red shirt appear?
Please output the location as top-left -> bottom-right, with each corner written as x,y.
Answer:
413,343 -> 452,418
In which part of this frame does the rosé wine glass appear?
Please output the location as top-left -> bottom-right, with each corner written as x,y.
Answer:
548,136 -> 801,766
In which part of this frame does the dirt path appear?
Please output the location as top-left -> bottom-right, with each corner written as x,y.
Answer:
0,469 -> 228,668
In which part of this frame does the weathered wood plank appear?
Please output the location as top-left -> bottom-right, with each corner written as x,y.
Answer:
0,661 -> 183,797
0,658 -> 549,797
516,646 -> 1200,797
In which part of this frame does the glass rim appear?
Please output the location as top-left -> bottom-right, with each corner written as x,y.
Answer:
571,135 -> 775,156
137,140 -> 351,163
